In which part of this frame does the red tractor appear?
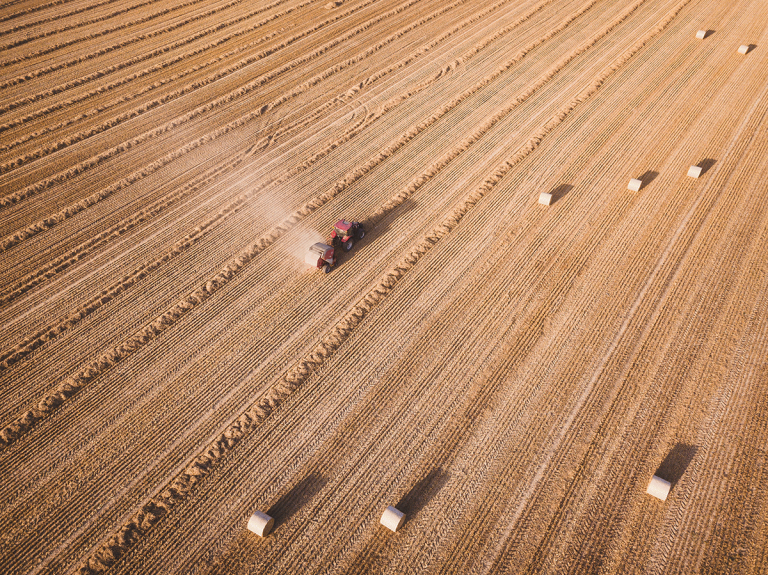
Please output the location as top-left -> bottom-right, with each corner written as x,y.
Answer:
305,219 -> 365,273
329,219 -> 365,251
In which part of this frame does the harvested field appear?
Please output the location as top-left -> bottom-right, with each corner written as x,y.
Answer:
1,0 -> 767,572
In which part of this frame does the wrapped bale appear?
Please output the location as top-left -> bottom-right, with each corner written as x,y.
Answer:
737,45 -> 750,54
695,30 -> 707,39
247,510 -> 274,537
538,192 -> 553,206
646,475 -> 672,501
380,505 -> 405,532
627,178 -> 642,192
687,165 -> 702,178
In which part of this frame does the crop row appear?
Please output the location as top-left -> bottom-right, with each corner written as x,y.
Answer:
145,5 -> 760,567
0,0 -> 117,28
0,0 -> 479,176
0,0 -> 576,366
0,0 -> 267,79
69,0 -> 698,570
0,0 -> 302,117
0,0 -> 205,52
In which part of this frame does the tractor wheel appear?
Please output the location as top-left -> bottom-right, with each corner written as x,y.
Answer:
343,239 -> 354,251
324,264 -> 332,273
356,227 -> 365,239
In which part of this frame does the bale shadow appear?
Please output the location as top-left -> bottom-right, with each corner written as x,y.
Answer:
654,443 -> 698,489
396,467 -> 450,521
638,170 -> 659,189
697,158 -> 716,175
746,44 -> 757,54
701,30 -> 715,39
549,183 -> 573,204
268,471 -> 327,529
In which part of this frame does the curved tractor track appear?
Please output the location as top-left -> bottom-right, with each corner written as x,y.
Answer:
1,0 -> 767,573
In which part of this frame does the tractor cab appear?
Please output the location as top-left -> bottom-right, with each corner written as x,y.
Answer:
331,220 -> 355,241
329,219 -> 365,251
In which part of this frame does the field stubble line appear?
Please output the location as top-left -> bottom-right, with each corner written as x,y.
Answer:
69,0 -> 689,570
559,172 -> 766,575
0,0 -> 117,28
504,14 -> 761,569
0,0 -> 303,119
0,0 -> 391,206
482,22 -> 767,574
1,0 -> 209,51
0,0 -> 479,175
0,0 -> 578,381
643,99 -> 768,575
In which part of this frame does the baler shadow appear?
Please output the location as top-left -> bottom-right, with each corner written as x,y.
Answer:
333,197 -> 417,271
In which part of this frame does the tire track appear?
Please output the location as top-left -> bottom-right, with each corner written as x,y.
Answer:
0,0 -> 565,308
0,0 -> 478,174
0,0 -> 422,210
0,0 -> 302,118
0,0 -> 118,28
1,0 -> 204,51
68,0 -> 691,569
0,0 -> 606,403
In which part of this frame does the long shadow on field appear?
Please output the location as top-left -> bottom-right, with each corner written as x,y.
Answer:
549,184 -> 573,204
268,471 -> 327,529
361,196 -> 417,242
333,197 -> 417,272
638,170 -> 659,190
697,158 -> 717,175
396,467 -> 450,520
654,443 -> 698,489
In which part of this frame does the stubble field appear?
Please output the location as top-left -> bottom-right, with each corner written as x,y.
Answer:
1,0 -> 767,572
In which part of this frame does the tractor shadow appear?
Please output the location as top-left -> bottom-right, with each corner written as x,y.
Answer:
396,467 -> 450,522
549,183 -> 573,204
268,471 -> 327,530
697,158 -> 716,175
653,443 -> 698,491
638,170 -> 659,190
335,197 -> 417,270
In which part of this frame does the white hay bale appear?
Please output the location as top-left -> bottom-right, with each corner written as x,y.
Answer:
247,510 -> 274,537
538,192 -> 553,206
627,178 -> 642,192
646,475 -> 672,501
737,45 -> 749,54
380,505 -> 405,532
695,30 -> 706,39
687,165 -> 702,178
